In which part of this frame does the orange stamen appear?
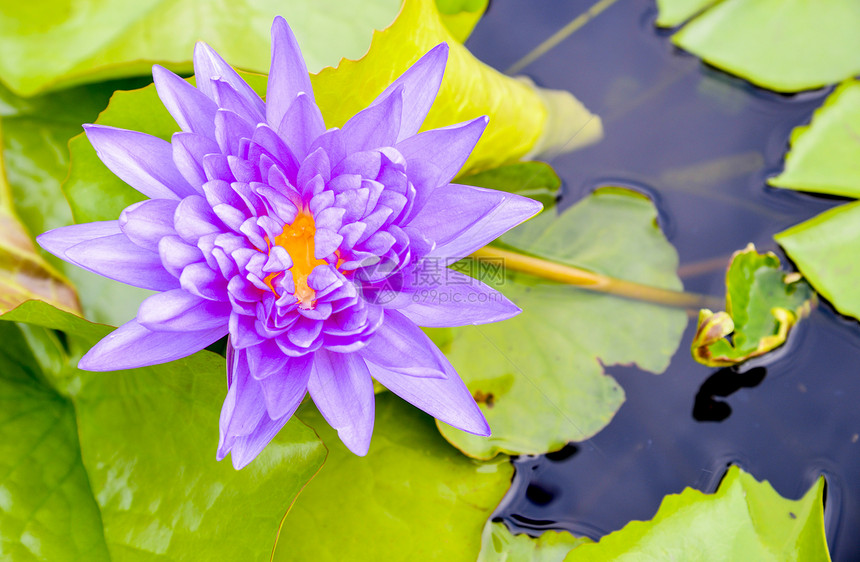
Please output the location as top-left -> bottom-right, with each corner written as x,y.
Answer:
264,213 -> 327,308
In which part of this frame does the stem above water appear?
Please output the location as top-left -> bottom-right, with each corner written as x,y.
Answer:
470,246 -> 723,310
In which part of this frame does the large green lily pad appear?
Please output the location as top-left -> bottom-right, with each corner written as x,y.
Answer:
563,466 -> 830,561
656,0 -> 860,92
478,522 -> 591,562
272,394 -> 513,562
0,0 -> 401,96
692,244 -> 814,367
770,80 -> 860,320
0,300 -> 327,560
438,187 -> 688,459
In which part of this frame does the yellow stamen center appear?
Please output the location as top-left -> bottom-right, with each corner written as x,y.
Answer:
265,213 -> 326,308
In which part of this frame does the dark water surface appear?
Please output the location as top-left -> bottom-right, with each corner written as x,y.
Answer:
466,1 -> 859,559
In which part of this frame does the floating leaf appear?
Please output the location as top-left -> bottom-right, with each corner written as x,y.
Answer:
458,162 -> 561,210
692,244 -> 814,367
563,466 -> 830,561
0,0 -> 402,96
437,187 -> 687,459
478,522 -> 591,562
655,0 -> 860,92
770,80 -> 860,320
272,394 -> 513,561
311,0 -> 602,174
770,80 -> 860,198
0,300 -> 326,560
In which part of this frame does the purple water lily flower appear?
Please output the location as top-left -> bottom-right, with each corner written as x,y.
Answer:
39,17 -> 541,469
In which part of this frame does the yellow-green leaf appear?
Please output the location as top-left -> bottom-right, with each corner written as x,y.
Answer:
564,466 -> 831,561
310,0 -> 602,176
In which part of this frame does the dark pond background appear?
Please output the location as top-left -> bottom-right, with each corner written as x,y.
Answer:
466,1 -> 859,559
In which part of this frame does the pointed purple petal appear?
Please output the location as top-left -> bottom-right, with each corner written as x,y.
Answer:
366,343 -> 489,436
372,43 -> 448,141
78,318 -> 225,371
137,288 -> 230,331
84,124 -> 197,199
341,87 -> 402,154
152,65 -> 218,138
172,133 -> 219,188
266,16 -> 315,129
307,350 -> 375,455
193,41 -> 265,115
409,183 -> 542,261
118,199 -> 179,251
64,233 -> 178,290
218,345 -> 292,469
396,268 -> 520,327
359,310 -> 446,378
258,353 -> 312,419
37,221 -> 121,258
276,93 -> 325,161
212,78 -> 265,124
395,117 -> 487,214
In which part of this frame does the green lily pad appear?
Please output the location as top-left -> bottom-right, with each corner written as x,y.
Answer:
0,300 -> 327,560
563,466 -> 831,561
769,80 -> 860,321
436,0 -> 488,43
691,244 -> 814,367
478,522 -> 592,562
438,187 -> 688,459
0,0 -> 402,96
656,0 -> 860,92
0,321 -> 109,561
272,394 -> 513,562
458,162 -> 561,210
770,80 -> 860,198
311,0 -> 602,175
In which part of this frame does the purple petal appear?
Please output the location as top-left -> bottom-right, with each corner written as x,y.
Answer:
307,350 -> 375,455
215,109 -> 254,156
137,288 -> 230,331
159,235 -> 203,277
212,78 -> 265,124
395,117 -> 488,215
172,133 -> 219,188
359,310 -> 446,378
193,41 -> 265,115
152,65 -> 217,138
218,346 -> 292,469
258,353 -> 312,419
276,93 -> 326,161
37,221 -> 121,258
372,43 -> 448,141
341,87 -> 402,154
395,268 -> 520,327
266,16 -> 315,129
409,183 -> 543,261
84,125 -> 198,199
366,344 -> 489,437
78,318 -> 225,371
119,199 -> 179,251
64,233 -> 178,291
174,195 -> 223,242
